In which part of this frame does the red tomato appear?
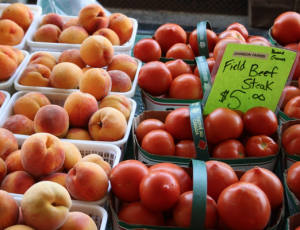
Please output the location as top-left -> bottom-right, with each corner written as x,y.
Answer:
284,43 -> 299,50
217,30 -> 246,43
154,23 -> 187,54
296,227 -> 300,230
218,182 -> 271,230
109,160 -> 149,203
227,22 -> 249,40
175,140 -> 196,159
282,124 -> 300,156
165,59 -> 192,80
292,56 -> 300,81
240,167 -> 283,210
189,29 -> 218,56
247,40 -> 271,47
272,12 -> 300,46
194,58 -> 215,77
169,74 -> 203,100
284,96 -> 300,119
243,107 -> 277,136
246,36 -> 270,44
139,170 -> 180,212
149,162 -> 192,194
117,201 -> 165,226
138,61 -> 172,96
133,38 -> 161,63
166,43 -> 195,60
213,37 -> 245,60
135,119 -> 166,145
172,191 -> 218,229
279,86 -> 300,110
287,161 -> 300,201
165,107 -> 193,142
245,135 -> 278,157
212,139 -> 245,159
141,130 -> 175,156
204,108 -> 243,144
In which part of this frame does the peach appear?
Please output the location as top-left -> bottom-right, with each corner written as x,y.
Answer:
40,13 -> 64,30
0,128 -> 18,160
13,92 -> 51,121
107,54 -> 138,81
88,107 -> 127,141
99,94 -> 132,121
0,91 -> 5,107
66,161 -> 108,201
57,212 -> 98,230
108,13 -> 133,45
61,141 -> 82,171
62,18 -> 81,31
80,154 -> 111,177
5,225 -> 35,230
0,19 -> 24,46
5,150 -> 25,173
21,181 -> 71,230
34,105 -> 69,138
58,49 -> 86,69
0,190 -> 19,229
93,28 -> 120,45
80,35 -> 114,68
108,70 -> 132,92
9,46 -> 24,66
39,172 -> 67,189
64,91 -> 98,128
20,133 -> 65,176
50,62 -> 83,89
65,128 -> 93,140
29,51 -> 57,70
0,158 -> 7,184
78,3 -> 109,34
18,64 -> 51,87
79,68 -> 112,101
58,26 -> 89,44
1,3 -> 34,32
33,24 -> 61,43
0,45 -> 18,81
0,171 -> 35,195
2,114 -> 35,135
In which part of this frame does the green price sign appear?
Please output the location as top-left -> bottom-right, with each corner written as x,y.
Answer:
203,44 -> 297,115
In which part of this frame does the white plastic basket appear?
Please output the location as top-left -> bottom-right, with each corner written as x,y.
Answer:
27,14 -> 138,55
0,91 -> 136,156
0,90 -> 10,116
0,4 -> 42,51
14,51 -> 142,98
0,50 -> 29,94
13,195 -> 108,230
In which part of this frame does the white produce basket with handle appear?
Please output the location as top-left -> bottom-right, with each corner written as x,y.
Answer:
0,90 -> 10,116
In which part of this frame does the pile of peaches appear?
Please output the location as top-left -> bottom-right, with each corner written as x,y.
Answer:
33,3 -> 133,46
0,3 -> 34,46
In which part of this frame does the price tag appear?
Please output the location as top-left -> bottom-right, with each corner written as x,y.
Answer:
203,44 -> 297,115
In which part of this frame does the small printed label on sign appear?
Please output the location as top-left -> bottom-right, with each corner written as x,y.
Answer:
203,44 -> 297,115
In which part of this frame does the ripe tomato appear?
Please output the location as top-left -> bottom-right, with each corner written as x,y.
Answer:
194,57 -> 215,77
138,61 -> 172,96
139,170 -> 180,212
166,43 -> 195,60
296,227 -> 300,230
243,107 -> 277,136
169,74 -> 203,100
206,160 -> 238,202
154,23 -> 187,54
245,135 -> 278,157
149,162 -> 192,194
284,96 -> 300,119
165,107 -> 193,142
272,12 -> 300,46
133,38 -> 161,63
109,160 -> 149,203
279,86 -> 300,110
247,40 -> 271,47
287,161 -> 300,201
135,119 -> 166,145
217,30 -> 246,43
240,167 -> 283,210
204,108 -> 243,144
212,139 -> 245,159
246,36 -> 270,44
227,22 -> 248,40
165,59 -> 192,80
189,29 -> 218,56
175,140 -> 196,159
284,43 -> 298,50
117,201 -> 164,226
282,124 -> 300,153
218,182 -> 271,230
172,191 -> 218,229
213,37 -> 245,60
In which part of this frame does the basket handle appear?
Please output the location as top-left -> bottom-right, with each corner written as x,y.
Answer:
197,21 -> 212,58
195,56 -> 212,97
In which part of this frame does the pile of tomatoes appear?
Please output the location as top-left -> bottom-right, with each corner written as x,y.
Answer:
109,160 -> 283,230
286,161 -> 300,202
